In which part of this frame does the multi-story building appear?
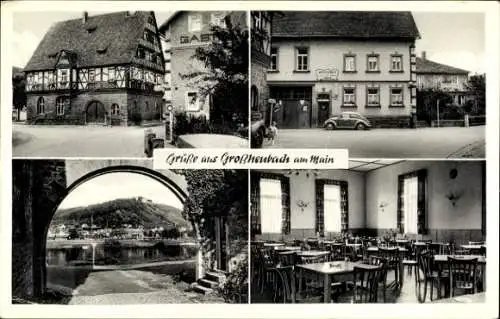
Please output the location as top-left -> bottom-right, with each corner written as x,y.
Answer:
266,11 -> 421,128
416,51 -> 470,106
250,11 -> 274,113
158,11 -> 247,120
23,11 -> 165,126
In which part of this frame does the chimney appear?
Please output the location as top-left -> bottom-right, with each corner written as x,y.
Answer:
82,11 -> 88,23
125,11 -> 130,17
421,51 -> 427,60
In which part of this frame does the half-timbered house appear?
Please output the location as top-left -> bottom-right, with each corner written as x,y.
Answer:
23,11 -> 165,125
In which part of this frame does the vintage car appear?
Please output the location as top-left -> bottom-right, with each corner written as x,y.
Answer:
324,111 -> 372,130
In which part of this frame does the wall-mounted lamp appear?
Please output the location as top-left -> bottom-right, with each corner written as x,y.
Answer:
296,200 -> 309,212
379,201 -> 388,212
445,190 -> 464,206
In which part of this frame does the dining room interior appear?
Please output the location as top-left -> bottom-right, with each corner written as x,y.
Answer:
250,160 -> 486,304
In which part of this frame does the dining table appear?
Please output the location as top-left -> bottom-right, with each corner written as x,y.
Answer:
294,261 -> 379,303
296,250 -> 330,257
275,246 -> 302,251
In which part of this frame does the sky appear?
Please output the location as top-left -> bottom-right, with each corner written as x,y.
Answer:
12,11 -> 485,74
57,172 -> 183,210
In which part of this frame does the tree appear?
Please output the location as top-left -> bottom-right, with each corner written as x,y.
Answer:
466,74 -> 485,115
12,69 -> 26,120
416,89 -> 454,125
180,16 -> 249,132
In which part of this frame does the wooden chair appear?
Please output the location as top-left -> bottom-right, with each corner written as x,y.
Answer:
447,257 -> 479,297
351,265 -> 387,303
415,250 -> 449,302
378,247 -> 401,290
366,256 -> 388,302
257,249 -> 278,294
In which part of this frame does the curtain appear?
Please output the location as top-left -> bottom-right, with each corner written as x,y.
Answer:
404,176 -> 419,234
260,178 -> 282,234
324,184 -> 341,233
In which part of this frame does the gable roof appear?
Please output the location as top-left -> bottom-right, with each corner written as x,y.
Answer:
272,11 -> 420,39
415,57 -> 469,75
24,11 -> 153,72
158,12 -> 181,33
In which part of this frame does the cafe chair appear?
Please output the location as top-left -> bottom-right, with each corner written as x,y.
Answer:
272,266 -> 294,303
378,247 -> 401,290
416,250 -> 449,302
366,256 -> 388,302
351,265 -> 387,303
447,256 -> 478,297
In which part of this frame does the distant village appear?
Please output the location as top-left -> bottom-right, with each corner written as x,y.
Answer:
48,223 -> 189,240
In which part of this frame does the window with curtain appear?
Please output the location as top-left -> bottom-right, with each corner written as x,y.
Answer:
403,176 -> 419,234
259,178 -> 282,233
324,184 -> 341,233
397,169 -> 427,235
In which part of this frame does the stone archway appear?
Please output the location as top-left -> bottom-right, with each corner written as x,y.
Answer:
12,160 -> 189,299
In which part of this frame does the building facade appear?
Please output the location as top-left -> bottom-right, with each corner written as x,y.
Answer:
416,52 -> 470,106
23,11 -> 165,126
250,12 -> 273,115
267,11 -> 420,128
158,11 -> 247,120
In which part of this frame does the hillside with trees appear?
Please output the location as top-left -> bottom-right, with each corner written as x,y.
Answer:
53,197 -> 191,231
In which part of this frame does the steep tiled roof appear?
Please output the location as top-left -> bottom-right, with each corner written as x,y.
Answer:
272,11 -> 420,39
24,11 -> 152,72
416,57 -> 469,75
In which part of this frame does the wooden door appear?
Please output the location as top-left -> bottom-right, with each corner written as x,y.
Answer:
86,101 -> 105,123
317,102 -> 330,126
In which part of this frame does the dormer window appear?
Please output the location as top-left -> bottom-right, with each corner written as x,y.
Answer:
136,47 -> 145,59
147,16 -> 154,25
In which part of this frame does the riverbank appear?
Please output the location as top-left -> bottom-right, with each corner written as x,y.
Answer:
46,238 -> 197,249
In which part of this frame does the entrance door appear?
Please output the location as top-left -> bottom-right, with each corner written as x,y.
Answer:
86,101 -> 106,124
270,86 -> 312,129
317,101 -> 330,125
214,217 -> 229,271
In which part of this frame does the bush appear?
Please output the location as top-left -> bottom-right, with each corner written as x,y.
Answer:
217,257 -> 248,303
173,112 -> 238,141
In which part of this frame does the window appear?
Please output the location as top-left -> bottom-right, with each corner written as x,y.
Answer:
252,12 -> 262,29
403,176 -> 419,234
343,87 -> 356,106
390,88 -> 403,106
56,96 -> 68,115
397,170 -> 427,235
147,16 -> 155,25
343,55 -> 356,72
136,47 -> 145,59
391,55 -> 403,72
366,55 -> 379,72
111,103 -> 120,115
315,179 -> 348,235
366,87 -> 380,106
185,91 -> 200,111
270,47 -> 278,71
36,97 -> 45,114
108,67 -> 116,82
324,184 -> 342,233
188,13 -> 202,32
259,178 -> 282,233
296,47 -> 309,71
88,68 -> 96,83
57,69 -> 69,89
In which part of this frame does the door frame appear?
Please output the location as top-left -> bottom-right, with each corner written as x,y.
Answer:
214,216 -> 229,271
85,100 -> 106,124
